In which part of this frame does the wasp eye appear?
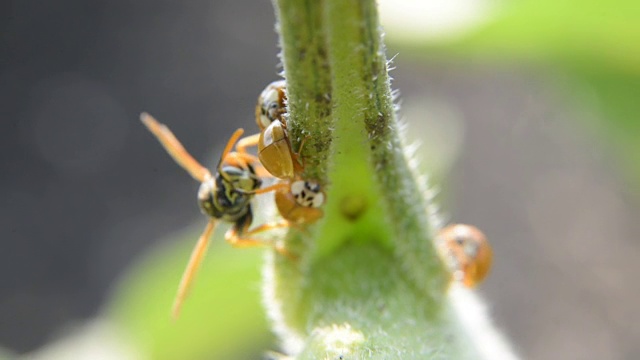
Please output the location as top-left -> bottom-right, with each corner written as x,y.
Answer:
197,178 -> 215,201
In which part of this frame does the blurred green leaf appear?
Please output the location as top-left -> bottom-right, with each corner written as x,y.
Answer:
563,68 -> 640,197
105,227 -> 273,360
0,348 -> 15,360
456,1 -> 639,73
386,0 -> 640,195
391,0 -> 640,74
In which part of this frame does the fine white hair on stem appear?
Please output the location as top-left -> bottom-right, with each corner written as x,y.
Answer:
398,115 -> 445,232
262,251 -> 305,355
449,284 -> 521,360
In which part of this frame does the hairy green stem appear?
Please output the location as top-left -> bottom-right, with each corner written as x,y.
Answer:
266,0 -> 476,358
275,0 -> 332,183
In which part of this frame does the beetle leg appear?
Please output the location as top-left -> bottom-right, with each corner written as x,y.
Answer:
292,134 -> 310,173
295,135 -> 310,156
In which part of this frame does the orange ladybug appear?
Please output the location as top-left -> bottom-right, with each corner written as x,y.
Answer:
436,224 -> 492,287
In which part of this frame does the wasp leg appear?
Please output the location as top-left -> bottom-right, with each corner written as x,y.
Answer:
235,151 -> 260,164
233,152 -> 273,178
224,151 -> 263,171
214,128 -> 251,177
140,112 -> 211,182
252,162 -> 272,179
225,213 -> 296,259
220,128 -> 245,162
252,182 -> 288,194
243,220 -> 291,235
225,135 -> 273,178
234,134 -> 274,178
171,219 -> 217,320
253,162 -> 275,179
235,182 -> 287,196
235,133 -> 260,154
224,222 -> 286,248
244,221 -> 297,259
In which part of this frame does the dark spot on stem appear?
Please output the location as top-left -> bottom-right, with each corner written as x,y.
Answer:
340,195 -> 368,222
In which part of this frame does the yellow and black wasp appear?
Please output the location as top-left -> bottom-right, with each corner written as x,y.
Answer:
141,113 -> 288,319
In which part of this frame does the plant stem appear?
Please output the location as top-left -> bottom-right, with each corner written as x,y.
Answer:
266,0 -> 483,358
274,0 -> 332,184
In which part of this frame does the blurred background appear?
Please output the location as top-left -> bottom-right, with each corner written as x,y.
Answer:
1,0 -> 638,359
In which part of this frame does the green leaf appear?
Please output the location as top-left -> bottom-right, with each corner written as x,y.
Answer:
563,68 -> 640,197
387,0 -> 640,74
383,0 -> 640,196
105,229 -> 272,360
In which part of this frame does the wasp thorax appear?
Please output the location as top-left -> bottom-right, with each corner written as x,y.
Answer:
220,165 -> 261,193
291,180 -> 324,208
196,163 -> 261,221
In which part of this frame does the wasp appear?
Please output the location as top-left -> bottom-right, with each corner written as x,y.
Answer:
237,80 -> 326,225
141,113 -> 288,319
435,224 -> 492,287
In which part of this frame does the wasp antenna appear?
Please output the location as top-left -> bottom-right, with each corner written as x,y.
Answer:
140,112 -> 211,182
171,219 -> 217,320
140,112 -> 163,131
217,128 -> 245,172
